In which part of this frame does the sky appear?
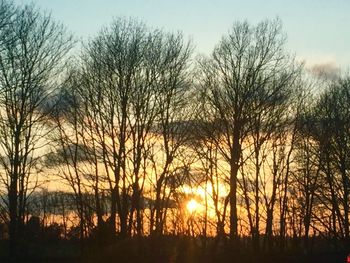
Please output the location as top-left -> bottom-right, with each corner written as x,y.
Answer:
13,0 -> 350,70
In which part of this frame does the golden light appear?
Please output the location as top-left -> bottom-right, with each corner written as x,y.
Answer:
186,199 -> 199,214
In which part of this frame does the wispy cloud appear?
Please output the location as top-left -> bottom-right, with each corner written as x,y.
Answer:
296,55 -> 341,80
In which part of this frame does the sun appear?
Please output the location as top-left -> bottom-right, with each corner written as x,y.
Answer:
186,199 -> 199,213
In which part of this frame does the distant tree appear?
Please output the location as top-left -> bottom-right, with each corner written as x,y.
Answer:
52,81 -> 91,242
26,215 -> 41,240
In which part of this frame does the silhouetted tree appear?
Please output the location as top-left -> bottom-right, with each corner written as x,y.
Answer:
307,75 -> 350,247
0,3 -> 72,255
197,18 -> 300,242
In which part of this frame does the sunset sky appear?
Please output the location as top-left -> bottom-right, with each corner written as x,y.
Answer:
14,0 -> 350,69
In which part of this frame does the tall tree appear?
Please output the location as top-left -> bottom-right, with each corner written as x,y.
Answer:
149,32 -> 192,236
57,18 -> 192,238
198,18 -> 300,241
0,3 -> 72,254
311,76 -> 350,243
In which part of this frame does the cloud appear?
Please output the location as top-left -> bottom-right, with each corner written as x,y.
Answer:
308,62 -> 340,80
296,54 -> 341,80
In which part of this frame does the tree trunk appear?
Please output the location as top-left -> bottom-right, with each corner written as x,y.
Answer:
229,130 -> 241,241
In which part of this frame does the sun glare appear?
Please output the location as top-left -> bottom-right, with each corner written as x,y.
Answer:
186,199 -> 199,213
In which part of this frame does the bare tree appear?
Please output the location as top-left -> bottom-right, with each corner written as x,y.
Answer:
197,18 -> 300,241
148,33 -> 192,236
240,68 -> 300,251
0,0 -> 14,32
308,75 -> 350,246
55,18 -> 192,239
50,79 -> 92,244
0,3 -> 72,254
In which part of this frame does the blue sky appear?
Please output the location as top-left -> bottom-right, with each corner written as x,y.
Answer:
14,0 -> 350,69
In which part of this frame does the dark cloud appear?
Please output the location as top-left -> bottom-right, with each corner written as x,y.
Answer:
308,62 -> 340,80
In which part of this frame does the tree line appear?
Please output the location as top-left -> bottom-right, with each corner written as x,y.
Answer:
0,0 -> 349,258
